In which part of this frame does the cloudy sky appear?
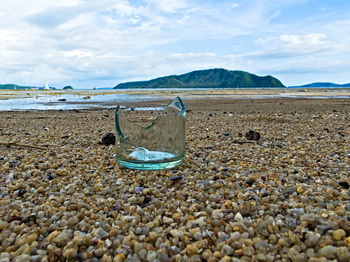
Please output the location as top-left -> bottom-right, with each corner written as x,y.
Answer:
1,0 -> 350,88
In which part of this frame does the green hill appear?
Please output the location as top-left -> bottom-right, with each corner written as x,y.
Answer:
299,82 -> 350,88
114,68 -> 285,89
0,84 -> 33,90
0,84 -> 56,90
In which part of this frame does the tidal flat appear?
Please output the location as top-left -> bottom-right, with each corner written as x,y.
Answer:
1,88 -> 350,111
0,98 -> 349,261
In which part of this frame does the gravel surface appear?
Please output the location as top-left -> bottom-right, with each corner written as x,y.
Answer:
0,98 -> 349,261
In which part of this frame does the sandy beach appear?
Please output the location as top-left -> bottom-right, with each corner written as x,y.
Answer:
0,97 -> 350,261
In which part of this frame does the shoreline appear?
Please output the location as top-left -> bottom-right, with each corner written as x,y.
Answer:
1,96 -> 350,113
1,88 -> 350,111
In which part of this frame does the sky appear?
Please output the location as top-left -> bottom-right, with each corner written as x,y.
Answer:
1,0 -> 350,89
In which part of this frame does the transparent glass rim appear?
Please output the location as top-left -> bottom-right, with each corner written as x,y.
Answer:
115,96 -> 186,139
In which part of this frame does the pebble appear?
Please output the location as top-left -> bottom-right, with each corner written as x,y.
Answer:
186,244 -> 199,256
234,212 -> 243,222
318,245 -> 337,259
170,229 -> 184,238
332,229 -> 346,240
63,247 -> 78,258
336,246 -> 350,262
93,228 -> 109,239
54,230 -> 73,247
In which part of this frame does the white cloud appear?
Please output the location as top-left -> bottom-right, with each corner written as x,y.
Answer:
0,0 -> 350,87
146,0 -> 189,13
279,33 -> 331,52
63,50 -> 94,58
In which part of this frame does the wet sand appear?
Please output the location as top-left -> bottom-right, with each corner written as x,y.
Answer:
1,87 -> 350,110
0,98 -> 350,261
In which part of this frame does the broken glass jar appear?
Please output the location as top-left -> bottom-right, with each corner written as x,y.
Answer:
115,97 -> 186,170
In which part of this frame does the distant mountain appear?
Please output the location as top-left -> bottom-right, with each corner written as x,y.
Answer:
0,84 -> 34,90
0,84 -> 56,90
298,82 -> 350,88
114,68 -> 285,89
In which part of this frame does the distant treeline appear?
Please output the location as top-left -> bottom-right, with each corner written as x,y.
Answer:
0,84 -> 35,90
0,84 -> 59,90
297,82 -> 350,88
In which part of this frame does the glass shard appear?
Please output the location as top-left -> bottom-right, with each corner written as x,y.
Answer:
115,97 -> 186,170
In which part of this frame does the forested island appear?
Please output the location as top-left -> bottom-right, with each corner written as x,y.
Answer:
114,68 -> 285,89
0,84 -> 56,90
298,82 -> 350,88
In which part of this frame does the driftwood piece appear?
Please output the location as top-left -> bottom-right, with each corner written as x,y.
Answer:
0,141 -> 48,150
232,140 -> 257,145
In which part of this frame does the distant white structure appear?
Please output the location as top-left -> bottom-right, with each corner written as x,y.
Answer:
44,83 -> 50,90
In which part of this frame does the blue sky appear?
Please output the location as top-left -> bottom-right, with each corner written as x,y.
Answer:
1,0 -> 350,88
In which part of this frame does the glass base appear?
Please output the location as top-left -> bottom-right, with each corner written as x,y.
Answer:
117,148 -> 184,170
117,158 -> 184,170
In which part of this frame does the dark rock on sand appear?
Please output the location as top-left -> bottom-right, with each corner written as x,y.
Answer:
338,181 -> 349,189
100,133 -> 115,146
245,130 -> 261,141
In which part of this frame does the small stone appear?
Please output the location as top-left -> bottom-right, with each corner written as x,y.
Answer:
147,251 -> 157,261
212,209 -> 223,219
234,212 -> 243,222
201,249 -> 212,260
149,231 -> 158,241
163,216 -> 174,224
308,258 -> 328,262
338,181 -> 349,189
288,246 -> 307,262
67,216 -> 79,227
332,229 -> 346,240
256,253 -> 267,261
345,204 -> 350,211
336,246 -> 350,262
186,244 -> 199,256
0,253 -> 10,262
93,228 -> 109,239
72,232 -> 89,246
100,133 -> 115,146
30,255 -> 43,262
221,244 -> 234,256
245,130 -> 260,141
170,229 -> 184,238
113,254 -> 125,262
245,175 -> 256,186
54,230 -> 73,247
12,254 -> 30,262
345,236 -> 350,247
101,253 -> 113,262
94,247 -> 107,257
63,247 -> 78,259
296,186 -> 304,194
318,245 -> 337,259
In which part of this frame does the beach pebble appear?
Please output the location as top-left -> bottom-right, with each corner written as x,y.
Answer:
170,229 -> 184,238
336,246 -> 350,262
318,245 -> 337,259
63,246 -> 78,259
332,229 -> 346,240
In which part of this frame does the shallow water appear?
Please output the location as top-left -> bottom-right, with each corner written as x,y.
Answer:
0,88 -> 349,111
0,90 -> 161,111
